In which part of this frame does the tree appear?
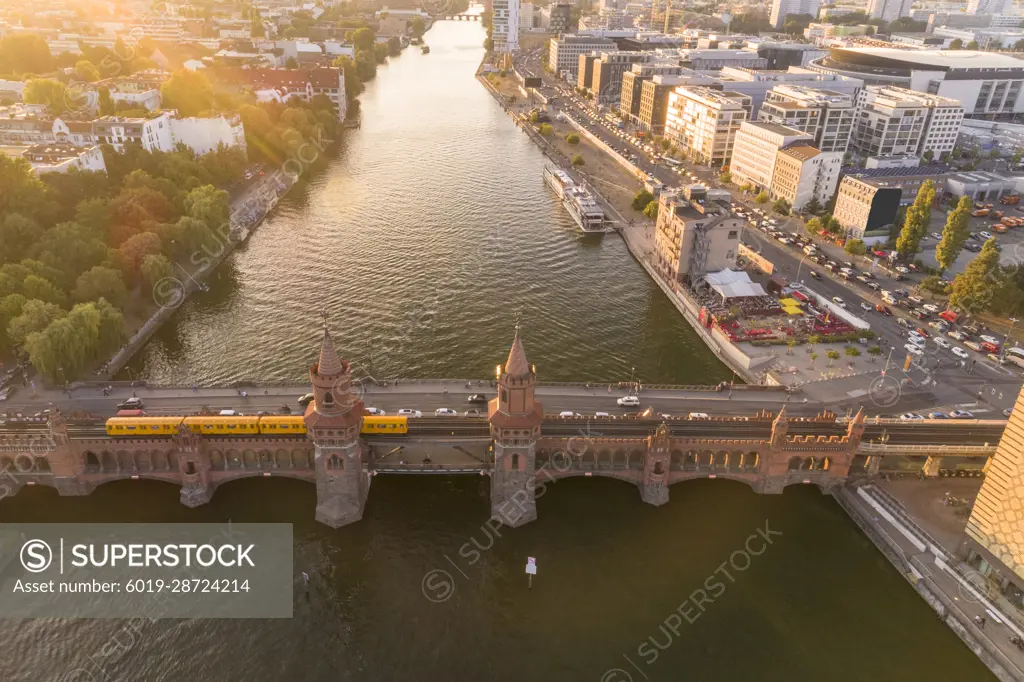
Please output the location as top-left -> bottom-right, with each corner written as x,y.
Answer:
251,13 -> 266,38
539,123 -> 553,136
632,189 -> 654,211
826,349 -> 840,367
772,198 -> 790,215
23,79 -> 70,115
967,41 -> 979,50
719,171 -> 732,184
923,149 -> 935,162
116,232 -> 163,281
160,69 -> 215,117
566,133 -> 580,145
1016,39 -> 1024,53
936,195 -> 973,273
642,200 -> 659,219
845,238 -> 867,256
73,266 -> 127,307
755,190 -> 770,204
805,197 -> 823,215
98,86 -> 115,116
950,238 -> 1003,313
373,43 -> 389,63
0,214 -> 39,264
571,154 -> 584,167
844,346 -> 861,361
888,17 -> 926,32
352,27 -> 376,52
387,36 -> 401,57
867,346 -> 882,362
0,34 -> 53,75
787,339 -> 797,355
285,56 -> 299,69
184,185 -> 230,230
896,180 -> 935,259
411,17 -> 426,39
6,299 -> 65,349
809,352 -> 819,369
805,217 -> 822,235
74,60 -> 102,82
920,274 -> 948,295
949,39 -> 963,50
140,254 -> 172,290
21,275 -> 67,307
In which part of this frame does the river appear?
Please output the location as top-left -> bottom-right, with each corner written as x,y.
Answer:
121,18 -> 731,387
1,20 -> 994,682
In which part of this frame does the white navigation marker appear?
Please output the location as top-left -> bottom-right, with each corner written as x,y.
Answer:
525,556 -> 537,588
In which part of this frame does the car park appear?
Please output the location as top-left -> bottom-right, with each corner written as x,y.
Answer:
397,409 -> 423,417
950,409 -> 975,419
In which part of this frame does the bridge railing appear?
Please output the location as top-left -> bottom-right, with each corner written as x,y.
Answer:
857,443 -> 998,456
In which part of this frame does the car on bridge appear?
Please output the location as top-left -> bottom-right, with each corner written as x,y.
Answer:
950,409 -> 975,419
928,411 -> 949,419
117,397 -> 144,410
899,413 -> 924,421
688,412 -> 709,419
398,409 -> 423,418
365,407 -> 385,416
298,393 -> 314,407
434,408 -> 458,416
467,394 -> 489,403
617,395 -> 640,406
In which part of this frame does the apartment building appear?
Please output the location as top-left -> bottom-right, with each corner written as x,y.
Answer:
665,87 -> 751,167
832,176 -> 902,243
548,35 -> 617,75
493,0 -> 520,53
8,143 -> 107,175
653,185 -> 745,286
867,0 -> 913,22
853,85 -> 963,159
208,67 -> 347,120
730,121 -> 812,192
636,74 -> 718,134
713,67 -> 864,118
619,64 -> 687,123
590,52 -> 654,104
770,144 -> 842,211
758,85 -> 855,153
963,383 -> 1024,610
770,0 -> 822,29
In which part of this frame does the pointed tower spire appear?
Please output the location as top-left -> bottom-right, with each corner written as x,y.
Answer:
504,324 -> 531,379
317,325 -> 345,377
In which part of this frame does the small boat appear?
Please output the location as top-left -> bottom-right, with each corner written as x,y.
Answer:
421,45 -> 430,54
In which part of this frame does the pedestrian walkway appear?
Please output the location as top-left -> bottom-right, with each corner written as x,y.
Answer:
839,483 -> 1024,680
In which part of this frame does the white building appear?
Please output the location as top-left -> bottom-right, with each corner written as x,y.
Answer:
967,0 -> 1012,14
867,0 -> 913,23
714,66 -> 864,118
758,84 -> 855,153
679,49 -> 767,71
731,121 -> 813,191
665,86 -> 751,167
493,0 -> 521,53
520,3 -> 535,30
770,144 -> 842,211
769,0 -> 822,30
654,185 -> 745,285
168,115 -> 247,156
853,85 -> 964,159
110,88 -> 162,111
547,35 -> 618,75
7,143 -> 107,175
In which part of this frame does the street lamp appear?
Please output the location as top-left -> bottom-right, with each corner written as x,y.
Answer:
795,253 -> 811,284
1000,316 -> 1019,362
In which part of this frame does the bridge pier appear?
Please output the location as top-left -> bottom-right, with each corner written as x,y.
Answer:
640,423 -> 671,506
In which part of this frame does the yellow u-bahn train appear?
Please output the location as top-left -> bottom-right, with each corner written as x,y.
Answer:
105,415 -> 408,437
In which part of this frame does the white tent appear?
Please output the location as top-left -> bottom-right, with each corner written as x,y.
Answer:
704,269 -> 767,301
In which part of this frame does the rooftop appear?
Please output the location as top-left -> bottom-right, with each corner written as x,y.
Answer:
847,164 -> 952,179
832,47 -> 1024,71
778,144 -> 822,162
742,120 -> 808,137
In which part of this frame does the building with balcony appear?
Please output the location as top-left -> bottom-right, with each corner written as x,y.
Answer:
769,144 -> 842,211
758,84 -> 855,153
3,143 -> 107,175
653,185 -> 745,285
548,35 -> 618,75
493,0 -> 521,53
635,73 -> 717,134
665,86 -> 751,167
853,85 -> 963,159
730,121 -> 812,192
832,175 -> 902,243
590,51 -> 654,104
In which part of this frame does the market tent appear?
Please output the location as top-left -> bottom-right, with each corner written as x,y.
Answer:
782,305 -> 803,316
704,270 -> 767,301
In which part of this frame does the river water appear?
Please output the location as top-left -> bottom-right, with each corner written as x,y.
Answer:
1,20 -> 994,682
121,18 -> 731,387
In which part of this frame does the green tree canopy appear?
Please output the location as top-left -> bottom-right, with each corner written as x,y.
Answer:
7,299 -> 66,349
352,27 -> 376,51
0,34 -> 53,75
23,78 -> 69,115
73,266 -> 128,307
949,38 -> 963,50
935,196 -> 973,272
160,69 -> 215,117
950,238 -> 1002,313
896,180 -> 935,259
844,238 -> 867,256
73,60 -> 102,82
140,254 -> 172,290
632,189 -> 654,211
411,17 -> 426,38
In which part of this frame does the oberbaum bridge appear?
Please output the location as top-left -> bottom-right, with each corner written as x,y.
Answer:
0,327 -> 1008,528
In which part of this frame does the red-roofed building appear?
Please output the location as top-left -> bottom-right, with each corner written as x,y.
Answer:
208,66 -> 347,120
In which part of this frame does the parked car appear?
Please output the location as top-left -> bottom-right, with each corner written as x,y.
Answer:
964,341 -> 983,352
397,409 -> 423,418
952,346 -> 970,359
980,334 -> 1000,345
979,231 -> 994,240
928,411 -> 948,419
922,304 -> 940,313
949,409 -> 975,419
895,265 -> 910,274
935,337 -> 951,349
911,310 -> 929,320
900,412 -> 924,421
617,395 -> 640,406
981,341 -> 1001,353
948,330 -> 969,341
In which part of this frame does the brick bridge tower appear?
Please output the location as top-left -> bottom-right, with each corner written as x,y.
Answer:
305,322 -> 368,528
641,422 -> 671,506
488,327 -> 543,527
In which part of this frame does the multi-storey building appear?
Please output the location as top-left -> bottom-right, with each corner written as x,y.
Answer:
590,52 -> 654,104
637,74 -> 717,134
548,3 -> 576,33
967,0 -> 1012,14
843,165 -> 952,205
547,35 -> 617,75
653,185 -> 745,286
832,176 -> 902,243
853,85 -> 963,159
963,383 -> 1024,610
493,0 -> 521,53
208,67 -> 347,120
769,144 -> 842,211
730,121 -> 812,192
8,143 -> 107,175
769,0 -> 822,29
758,84 -> 855,153
867,0 -> 913,22
578,53 -> 599,91
714,66 -> 864,118
619,63 -> 687,123
665,86 -> 751,167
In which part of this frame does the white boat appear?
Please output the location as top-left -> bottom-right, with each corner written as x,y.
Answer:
543,166 -> 574,199
563,186 -> 605,233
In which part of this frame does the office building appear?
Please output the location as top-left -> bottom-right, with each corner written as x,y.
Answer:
963,383 -> 1024,609
759,85 -> 855,153
808,48 -> 1024,117
542,3 -> 576,33
731,121 -> 813,192
548,35 -> 618,75
770,144 -> 842,211
967,0 -> 1012,14
679,49 -> 768,71
590,52 -> 653,104
853,85 -> 963,159
665,86 -> 751,167
636,73 -> 718,134
867,0 -> 913,23
770,0 -> 822,30
832,176 -> 902,243
713,66 -> 864,118
843,165 -> 952,206
619,64 -> 687,123
653,185 -> 745,286
493,0 -> 520,53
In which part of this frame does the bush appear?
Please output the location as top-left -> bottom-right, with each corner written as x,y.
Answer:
643,200 -> 658,219
755,191 -> 770,204
566,133 -> 580,145
632,189 -> 654,211
844,238 -> 867,256
539,123 -> 553,136
571,154 -> 584,167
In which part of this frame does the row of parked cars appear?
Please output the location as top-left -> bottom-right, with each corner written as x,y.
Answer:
899,409 -> 976,421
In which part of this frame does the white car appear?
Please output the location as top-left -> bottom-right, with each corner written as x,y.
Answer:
931,232 -> 942,240
594,411 -> 611,418
397,409 -> 423,418
950,409 -> 975,419
980,334 -> 1000,345
860,302 -> 873,312
951,346 -> 969,359
979,231 -> 994,240
904,344 -> 924,356
832,296 -> 846,308
895,265 -> 910,274
922,304 -> 940,313
364,407 -> 386,416
617,395 -> 640,406
934,337 -> 951,349
688,412 -> 709,419
558,411 -> 576,418
900,413 -> 924,421
434,408 -> 458,416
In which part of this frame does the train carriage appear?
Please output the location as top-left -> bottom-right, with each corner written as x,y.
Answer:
105,417 -> 185,436
259,416 -> 307,435
182,416 -> 261,435
361,416 -> 408,434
